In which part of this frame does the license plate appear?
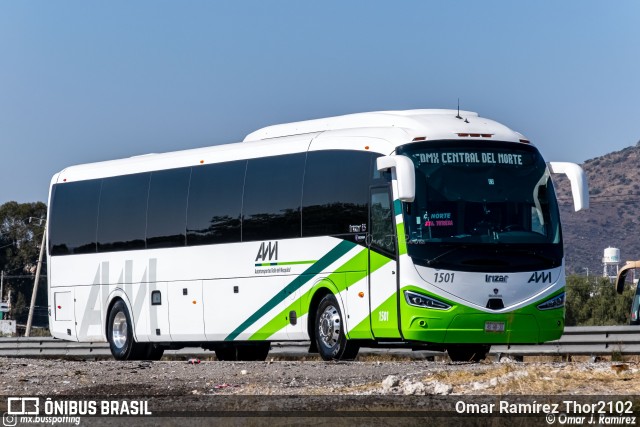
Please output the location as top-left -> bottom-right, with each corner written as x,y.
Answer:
485,321 -> 505,332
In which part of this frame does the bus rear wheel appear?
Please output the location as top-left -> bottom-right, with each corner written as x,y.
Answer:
446,345 -> 489,362
315,294 -> 359,361
107,300 -> 149,361
142,343 -> 165,361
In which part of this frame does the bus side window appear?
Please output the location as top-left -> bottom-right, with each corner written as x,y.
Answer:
147,167 -> 191,249
302,151 -> 371,237
187,161 -> 245,245
49,179 -> 101,255
242,153 -> 306,241
97,173 -> 150,252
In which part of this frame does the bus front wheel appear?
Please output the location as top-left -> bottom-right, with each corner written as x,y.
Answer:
314,294 -> 359,361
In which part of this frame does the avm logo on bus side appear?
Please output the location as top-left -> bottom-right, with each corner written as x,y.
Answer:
255,241 -> 278,262
528,271 -> 552,283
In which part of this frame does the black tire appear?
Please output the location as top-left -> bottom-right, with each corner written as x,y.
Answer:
237,342 -> 270,361
214,344 -> 237,361
142,343 -> 165,361
314,294 -> 359,361
107,300 -> 145,361
447,345 -> 489,362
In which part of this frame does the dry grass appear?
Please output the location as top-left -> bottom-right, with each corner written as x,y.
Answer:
422,362 -> 640,395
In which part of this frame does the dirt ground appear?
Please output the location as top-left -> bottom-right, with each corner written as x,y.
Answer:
1,357 -> 639,396
1,358 -> 639,426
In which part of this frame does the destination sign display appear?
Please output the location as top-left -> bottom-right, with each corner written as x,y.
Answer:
414,152 -> 526,166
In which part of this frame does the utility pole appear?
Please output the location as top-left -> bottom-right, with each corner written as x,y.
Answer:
25,225 -> 46,337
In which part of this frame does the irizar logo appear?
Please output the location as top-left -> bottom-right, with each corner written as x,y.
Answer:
255,241 -> 278,262
485,275 -> 508,283
528,271 -> 552,283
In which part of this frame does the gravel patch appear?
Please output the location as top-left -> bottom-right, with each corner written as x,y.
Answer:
1,358 -> 638,397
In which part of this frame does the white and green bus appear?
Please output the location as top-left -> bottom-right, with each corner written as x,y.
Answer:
47,109 -> 588,361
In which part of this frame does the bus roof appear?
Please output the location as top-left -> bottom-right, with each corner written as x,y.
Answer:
244,109 -> 526,143
52,109 -> 529,184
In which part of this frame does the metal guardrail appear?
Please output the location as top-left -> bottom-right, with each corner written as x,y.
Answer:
0,337 -> 111,358
1,326 -> 639,359
491,325 -> 640,356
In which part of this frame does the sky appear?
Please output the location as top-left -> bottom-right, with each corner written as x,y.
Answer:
1,1 -> 639,204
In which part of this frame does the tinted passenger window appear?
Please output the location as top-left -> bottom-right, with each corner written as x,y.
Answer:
187,161 -> 245,245
49,179 -> 101,255
302,151 -> 372,237
97,173 -> 150,252
242,154 -> 306,241
146,168 -> 190,249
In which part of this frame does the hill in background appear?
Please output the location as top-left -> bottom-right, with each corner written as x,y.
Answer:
553,141 -> 640,276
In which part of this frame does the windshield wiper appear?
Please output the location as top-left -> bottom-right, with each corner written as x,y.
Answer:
424,245 -> 469,266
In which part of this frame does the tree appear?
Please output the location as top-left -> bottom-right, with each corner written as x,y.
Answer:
565,274 -> 634,326
0,201 -> 48,326
565,275 -> 591,326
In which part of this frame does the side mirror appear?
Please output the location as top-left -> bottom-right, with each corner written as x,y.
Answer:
615,261 -> 640,294
548,162 -> 589,211
377,155 -> 415,202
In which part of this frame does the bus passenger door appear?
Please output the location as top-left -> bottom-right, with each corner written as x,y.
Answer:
368,186 -> 401,339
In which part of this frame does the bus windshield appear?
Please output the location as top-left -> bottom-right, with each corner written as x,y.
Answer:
397,140 -> 562,272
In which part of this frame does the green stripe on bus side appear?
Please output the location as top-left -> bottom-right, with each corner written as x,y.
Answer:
396,222 -> 407,256
393,199 -> 402,215
248,249 -> 393,341
343,251 -> 395,339
350,292 -> 397,336
248,248 -> 368,341
225,240 -> 356,341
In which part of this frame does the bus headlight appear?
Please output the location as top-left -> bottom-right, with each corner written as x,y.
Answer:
537,292 -> 565,310
404,290 -> 451,310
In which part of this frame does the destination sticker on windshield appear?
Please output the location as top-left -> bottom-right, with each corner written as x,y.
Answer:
424,212 -> 453,227
415,152 -> 523,165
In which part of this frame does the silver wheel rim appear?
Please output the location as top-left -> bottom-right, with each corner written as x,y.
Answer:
112,311 -> 128,349
318,304 -> 341,348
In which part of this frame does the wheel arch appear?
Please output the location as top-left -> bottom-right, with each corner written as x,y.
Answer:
104,288 -> 136,342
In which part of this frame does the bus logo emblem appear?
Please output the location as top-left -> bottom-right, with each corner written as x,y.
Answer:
528,271 -> 552,283
255,241 -> 278,262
